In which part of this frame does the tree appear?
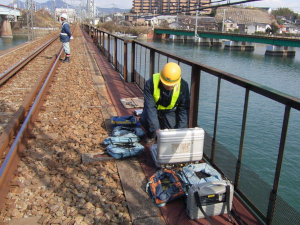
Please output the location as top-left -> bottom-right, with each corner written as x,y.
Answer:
270,22 -> 279,34
272,7 -> 298,21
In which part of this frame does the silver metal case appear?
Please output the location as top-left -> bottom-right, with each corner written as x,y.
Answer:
186,180 -> 234,220
150,127 -> 204,167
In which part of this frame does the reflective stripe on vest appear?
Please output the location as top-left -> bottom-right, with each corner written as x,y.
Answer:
153,73 -> 181,110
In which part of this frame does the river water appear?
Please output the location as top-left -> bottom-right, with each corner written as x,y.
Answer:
139,39 -> 300,214
0,35 -> 28,52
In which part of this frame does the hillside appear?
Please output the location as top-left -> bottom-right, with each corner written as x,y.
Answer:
215,6 -> 274,24
8,0 -> 130,15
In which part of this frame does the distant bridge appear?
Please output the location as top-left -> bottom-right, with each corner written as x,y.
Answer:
0,4 -> 21,38
154,28 -> 300,48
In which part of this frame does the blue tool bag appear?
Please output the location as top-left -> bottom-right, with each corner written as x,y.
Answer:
106,142 -> 144,159
110,115 -> 139,127
103,124 -> 145,159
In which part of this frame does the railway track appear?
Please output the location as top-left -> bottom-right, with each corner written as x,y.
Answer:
0,25 -> 131,225
0,31 -> 64,209
0,34 -> 62,134
0,32 -> 59,72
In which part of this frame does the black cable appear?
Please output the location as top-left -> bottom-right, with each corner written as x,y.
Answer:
194,191 -> 216,225
231,202 -> 249,225
152,0 -> 261,16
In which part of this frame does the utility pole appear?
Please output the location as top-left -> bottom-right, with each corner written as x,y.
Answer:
67,0 -> 69,22
194,4 -> 199,42
53,0 -> 56,27
222,8 -> 227,32
26,0 -> 34,41
87,0 -> 94,24
14,1 -> 17,22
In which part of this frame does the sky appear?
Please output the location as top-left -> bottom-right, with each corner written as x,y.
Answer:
1,0 -> 300,13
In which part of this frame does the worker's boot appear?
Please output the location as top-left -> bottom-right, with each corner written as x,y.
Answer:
63,56 -> 70,63
145,137 -> 155,145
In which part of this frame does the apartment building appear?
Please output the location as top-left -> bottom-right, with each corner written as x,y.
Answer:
132,0 -> 211,15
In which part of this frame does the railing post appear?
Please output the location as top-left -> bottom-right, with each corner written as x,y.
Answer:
124,40 -> 128,82
99,31 -> 102,50
131,41 -> 136,83
149,49 -> 155,78
266,105 -> 291,225
114,37 -> 117,70
107,34 -> 110,62
93,28 -> 95,44
101,32 -> 104,54
189,64 -> 201,128
211,77 -> 221,164
234,88 -> 250,189
96,29 -> 99,45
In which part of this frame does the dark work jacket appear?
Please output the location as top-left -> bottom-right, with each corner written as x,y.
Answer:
60,22 -> 71,42
140,76 -> 190,138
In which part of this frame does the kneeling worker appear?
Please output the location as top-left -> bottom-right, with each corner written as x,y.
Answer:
140,62 -> 190,144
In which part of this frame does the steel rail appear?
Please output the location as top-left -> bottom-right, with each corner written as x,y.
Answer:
0,47 -> 63,211
0,34 -> 59,86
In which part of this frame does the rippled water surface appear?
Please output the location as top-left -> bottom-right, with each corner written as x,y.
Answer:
0,35 -> 28,51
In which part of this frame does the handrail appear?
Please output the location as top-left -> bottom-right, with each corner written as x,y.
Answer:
83,24 -> 300,225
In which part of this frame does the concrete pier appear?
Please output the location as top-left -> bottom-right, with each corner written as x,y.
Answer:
211,38 -> 222,46
225,40 -> 254,51
265,45 -> 296,57
194,37 -> 211,46
1,18 -> 13,38
169,34 -> 185,42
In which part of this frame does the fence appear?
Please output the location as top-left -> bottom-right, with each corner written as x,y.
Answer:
82,24 -> 300,225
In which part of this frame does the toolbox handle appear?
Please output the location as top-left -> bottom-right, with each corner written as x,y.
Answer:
197,181 -> 228,195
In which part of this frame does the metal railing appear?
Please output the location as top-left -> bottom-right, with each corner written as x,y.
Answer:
83,24 -> 300,225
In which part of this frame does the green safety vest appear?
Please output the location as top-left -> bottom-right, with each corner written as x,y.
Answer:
153,73 -> 181,110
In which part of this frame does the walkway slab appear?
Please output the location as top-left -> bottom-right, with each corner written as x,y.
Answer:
82,29 -> 165,224
117,159 -> 164,225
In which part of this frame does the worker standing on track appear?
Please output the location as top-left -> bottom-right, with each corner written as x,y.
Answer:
60,13 -> 72,63
140,62 -> 190,144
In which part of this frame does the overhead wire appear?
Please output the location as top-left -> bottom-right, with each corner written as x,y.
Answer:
146,0 -> 262,17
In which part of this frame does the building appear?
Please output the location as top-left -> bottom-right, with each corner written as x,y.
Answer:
132,0 -> 211,16
246,22 -> 271,34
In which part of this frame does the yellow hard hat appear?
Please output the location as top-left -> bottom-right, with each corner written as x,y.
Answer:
160,62 -> 181,86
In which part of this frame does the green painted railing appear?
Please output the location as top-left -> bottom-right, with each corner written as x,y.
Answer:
154,28 -> 300,47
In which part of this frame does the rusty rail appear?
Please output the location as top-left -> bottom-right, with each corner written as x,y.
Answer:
0,34 -> 59,86
0,45 -> 63,211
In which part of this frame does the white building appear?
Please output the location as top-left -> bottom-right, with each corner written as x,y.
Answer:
246,23 -> 271,34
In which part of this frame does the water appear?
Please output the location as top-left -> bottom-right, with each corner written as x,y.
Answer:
139,39 -> 300,214
0,35 -> 28,51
